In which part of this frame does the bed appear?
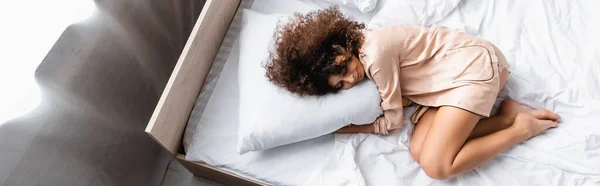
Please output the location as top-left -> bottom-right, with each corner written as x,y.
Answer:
146,0 -> 600,185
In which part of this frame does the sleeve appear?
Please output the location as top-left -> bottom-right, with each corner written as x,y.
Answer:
366,49 -> 404,135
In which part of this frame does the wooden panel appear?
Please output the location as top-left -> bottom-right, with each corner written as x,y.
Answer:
145,0 -> 241,155
175,154 -> 267,186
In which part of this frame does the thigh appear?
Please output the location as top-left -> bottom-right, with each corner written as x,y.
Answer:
410,108 -> 437,155
499,67 -> 509,89
419,106 -> 481,167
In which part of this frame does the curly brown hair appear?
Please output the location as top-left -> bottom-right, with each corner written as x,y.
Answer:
265,6 -> 366,96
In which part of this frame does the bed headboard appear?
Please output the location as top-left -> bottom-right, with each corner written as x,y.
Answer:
145,0 -> 241,155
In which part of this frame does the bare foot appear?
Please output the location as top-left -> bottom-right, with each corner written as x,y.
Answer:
511,113 -> 559,140
498,100 -> 561,125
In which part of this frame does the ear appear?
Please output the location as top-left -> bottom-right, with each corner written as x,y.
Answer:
332,44 -> 347,53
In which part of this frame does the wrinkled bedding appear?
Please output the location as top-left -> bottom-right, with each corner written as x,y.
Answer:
185,0 -> 600,185
344,0 -> 600,185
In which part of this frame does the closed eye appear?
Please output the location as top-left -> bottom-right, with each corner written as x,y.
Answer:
336,82 -> 343,90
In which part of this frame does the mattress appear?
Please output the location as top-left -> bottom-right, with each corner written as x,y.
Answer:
185,0 -> 600,185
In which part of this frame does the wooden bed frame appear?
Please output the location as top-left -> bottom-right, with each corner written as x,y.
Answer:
144,0 -> 264,185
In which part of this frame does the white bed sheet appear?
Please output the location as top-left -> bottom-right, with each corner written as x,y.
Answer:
186,0 -> 600,185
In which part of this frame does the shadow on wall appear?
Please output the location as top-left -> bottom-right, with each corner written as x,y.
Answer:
0,0 -> 205,185
0,0 -> 96,124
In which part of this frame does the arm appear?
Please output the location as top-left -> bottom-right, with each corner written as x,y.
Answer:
334,124 -> 375,134
334,47 -> 404,134
367,48 -> 404,134
334,123 -> 398,134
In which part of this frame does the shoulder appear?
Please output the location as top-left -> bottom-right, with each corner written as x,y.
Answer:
360,25 -> 409,61
362,24 -> 431,50
359,34 -> 392,68
360,33 -> 400,80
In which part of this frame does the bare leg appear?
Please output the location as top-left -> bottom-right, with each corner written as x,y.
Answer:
415,106 -> 559,180
469,100 -> 560,139
410,100 -> 560,162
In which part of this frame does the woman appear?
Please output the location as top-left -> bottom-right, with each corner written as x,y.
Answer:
265,7 -> 561,180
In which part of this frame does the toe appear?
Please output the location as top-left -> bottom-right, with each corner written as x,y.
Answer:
530,109 -> 560,121
543,109 -> 561,121
553,113 -> 562,121
540,119 -> 555,129
528,110 -> 544,119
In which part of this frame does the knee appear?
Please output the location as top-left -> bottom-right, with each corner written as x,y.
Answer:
409,143 -> 421,163
421,165 -> 451,180
412,144 -> 452,180
419,158 -> 452,180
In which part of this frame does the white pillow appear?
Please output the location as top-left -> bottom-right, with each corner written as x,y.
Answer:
368,0 -> 461,29
237,9 -> 383,154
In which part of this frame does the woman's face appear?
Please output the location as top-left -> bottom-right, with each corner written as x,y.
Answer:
328,52 -> 366,90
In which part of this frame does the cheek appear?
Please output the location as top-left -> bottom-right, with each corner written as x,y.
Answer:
328,77 -> 338,88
